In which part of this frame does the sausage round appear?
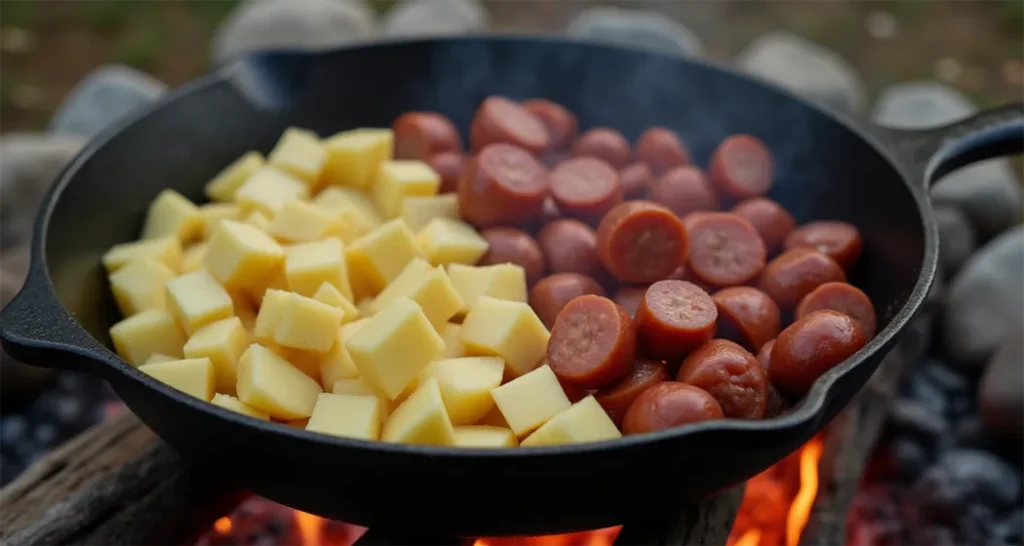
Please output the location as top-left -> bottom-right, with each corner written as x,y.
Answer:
458,143 -> 549,228
470,96 -> 550,155
757,248 -> 847,310
635,280 -> 717,361
596,201 -> 689,284
619,162 -> 654,199
522,99 -> 578,151
622,382 -> 724,435
685,212 -> 767,288
549,157 -> 624,225
529,273 -> 606,329
393,112 -> 462,160
573,128 -> 632,169
795,281 -> 877,338
784,221 -> 863,271
731,198 -> 796,255
479,227 -> 547,285
755,339 -> 790,418
547,295 -> 636,389
677,339 -> 768,420
634,127 -> 690,175
595,359 -> 669,426
613,285 -> 647,319
712,286 -> 781,351
536,219 -> 608,282
426,151 -> 466,194
756,338 -> 775,370
650,166 -> 718,218
709,135 -> 774,201
770,310 -> 868,396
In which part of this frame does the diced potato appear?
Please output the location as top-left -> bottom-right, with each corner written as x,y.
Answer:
244,210 -> 271,231
139,357 -> 215,401
236,343 -> 322,420
381,377 -> 455,446
267,127 -> 325,186
439,323 -> 467,358
183,316 -> 248,394
203,220 -> 284,290
108,259 -> 175,316
356,297 -> 375,318
268,292 -> 344,352
252,288 -> 290,342
454,426 -> 519,448
278,345 -> 322,382
285,238 -> 352,300
205,151 -> 264,202
321,128 -> 393,189
312,186 -> 382,244
400,194 -> 459,232
447,263 -> 527,314
144,353 -> 176,365
345,297 -> 444,400
246,262 -> 288,305
417,218 -> 489,266
165,269 -> 234,335
103,237 -> 182,274
368,259 -> 462,331
198,203 -> 242,240
211,393 -> 270,420
141,189 -> 203,243
430,356 -> 504,425
285,418 -> 309,429
312,282 -> 359,324
306,393 -> 381,440
180,243 -> 208,274
490,365 -> 570,436
268,200 -> 343,243
521,396 -> 622,447
232,291 -> 258,332
235,166 -> 309,217
461,296 -> 549,377
318,318 -> 367,390
479,405 -> 510,428
374,160 -> 441,219
345,219 -> 423,297
110,309 -> 186,366
332,374 -> 391,418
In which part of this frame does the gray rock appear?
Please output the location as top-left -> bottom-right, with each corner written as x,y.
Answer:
566,7 -> 702,57
735,32 -> 866,114
979,333 -> 1023,449
382,0 -> 489,37
934,205 -> 977,276
47,65 -> 166,139
872,81 -> 1022,239
212,0 -> 376,65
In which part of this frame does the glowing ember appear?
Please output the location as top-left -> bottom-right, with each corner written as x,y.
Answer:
213,517 -> 232,535
474,526 -> 620,546
296,511 -> 325,546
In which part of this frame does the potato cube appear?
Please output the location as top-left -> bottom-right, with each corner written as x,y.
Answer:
319,318 -> 367,390
211,393 -> 269,420
183,316 -> 248,393
205,151 -> 264,202
345,297 -> 444,400
267,127 -> 325,186
109,259 -> 175,316
453,426 -> 519,448
179,243 -> 208,274
332,374 -> 391,418
246,262 -> 288,305
447,263 -> 527,313
198,203 -> 242,240
103,237 -> 182,273
144,353 -> 176,365
368,259 -> 462,331
285,238 -> 352,300
232,291 -> 258,332
417,218 -> 489,266
356,297 -> 375,318
165,269 -> 234,335
203,220 -> 284,290
265,343 -> 321,382
244,210 -> 271,231
321,128 -> 394,189
490,365 -> 570,436
252,289 -> 290,342
274,292 -> 344,351
400,194 -> 459,232
268,200 -> 343,243
235,166 -> 309,216
461,296 -> 549,377
381,377 -> 455,446
521,396 -> 622,447
236,343 -> 322,420
313,186 -> 383,244
439,323 -> 467,358
430,356 -> 504,425
374,160 -> 440,219
345,219 -> 423,296
312,282 -> 359,324
110,309 -> 186,366
139,357 -> 215,400
141,189 -> 203,243
285,418 -> 309,429
306,393 -> 382,440
479,405 -> 510,428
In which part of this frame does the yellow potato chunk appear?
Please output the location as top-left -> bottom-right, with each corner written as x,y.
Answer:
235,166 -> 309,217
439,322 -> 466,358
211,393 -> 269,419
313,186 -> 382,243
285,418 -> 309,429
332,374 -> 391,418
273,292 -> 344,352
417,218 -> 489,266
252,288 -> 290,342
232,292 -> 258,332
369,259 -> 462,331
244,210 -> 271,231
321,128 -> 394,189
356,297 -> 375,318
312,282 -> 359,324
479,405 -> 510,428
183,316 -> 248,393
400,194 -> 459,232
246,262 -> 288,305
141,189 -> 203,243
164,269 -> 234,335
382,377 -> 455,446
429,356 -> 504,425
205,151 -> 264,202
203,220 -> 284,290
108,259 -> 175,316
103,237 -> 182,274
267,127 -> 325,186
306,393 -> 382,440
319,318 -> 367,389
461,296 -> 549,377
180,243 -> 208,274
144,353 -> 176,365
285,238 -> 352,299
139,357 -> 215,400
345,297 -> 444,400
454,426 -> 519,448
447,263 -> 527,313
490,365 -> 570,436
345,219 -> 423,297
198,203 -> 242,240
110,308 -> 186,366
520,396 -> 622,447
268,200 -> 343,243
236,343 -> 322,420
374,160 -> 441,219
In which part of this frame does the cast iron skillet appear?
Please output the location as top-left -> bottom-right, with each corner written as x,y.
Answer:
2,36 -> 1022,536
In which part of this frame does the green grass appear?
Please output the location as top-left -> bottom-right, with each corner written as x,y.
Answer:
80,0 -> 154,33
113,14 -> 170,72
0,0 -> 36,27
0,69 -> 23,111
189,0 -> 242,26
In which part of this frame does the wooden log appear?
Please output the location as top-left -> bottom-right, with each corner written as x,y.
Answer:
614,486 -> 745,546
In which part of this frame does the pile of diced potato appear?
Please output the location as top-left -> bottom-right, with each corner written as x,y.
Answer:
103,127 -> 621,449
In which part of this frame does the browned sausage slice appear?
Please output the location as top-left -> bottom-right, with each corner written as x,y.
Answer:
547,295 -> 636,389
731,198 -> 796,255
470,96 -> 550,155
458,143 -> 549,228
573,128 -> 632,168
650,166 -> 718,218
596,201 -> 689,284
685,212 -> 767,288
795,281 -> 877,338
622,382 -> 724,435
634,127 -> 690,175
549,157 -> 624,225
677,339 -> 768,419
529,273 -> 606,329
757,248 -> 846,310
784,221 -> 863,271
536,219 -> 610,283
635,280 -> 717,361
479,227 -> 547,285
427,151 -> 466,194
770,309 -> 867,396
754,338 -> 790,418
710,135 -> 774,201
393,112 -> 462,160
712,286 -> 781,351
595,360 -> 669,426
619,162 -> 654,199
756,338 -> 775,370
523,99 -> 578,151
612,285 -> 648,319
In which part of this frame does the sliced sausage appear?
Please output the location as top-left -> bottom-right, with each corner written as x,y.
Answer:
710,135 -> 774,201
622,382 -> 724,435
770,310 -> 867,396
458,143 -> 549,228
649,166 -> 718,218
547,295 -> 636,389
755,339 -> 790,418
522,99 -> 578,151
549,157 -> 624,225
478,227 -> 546,285
712,287 -> 781,351
393,112 -> 462,160
635,280 -> 717,361
596,201 -> 689,284
557,375 -> 588,404
529,273 -> 606,329
470,96 -> 550,155
427,151 -> 466,194
536,219 -> 609,283
731,198 -> 796,255
685,212 -> 767,288
757,248 -> 846,310
756,338 -> 775,370
573,128 -> 632,169
613,285 -> 648,319
595,360 -> 669,426
677,339 -> 768,420
619,162 -> 655,200
796,281 -> 877,338
784,221 -> 863,271
634,127 -> 690,175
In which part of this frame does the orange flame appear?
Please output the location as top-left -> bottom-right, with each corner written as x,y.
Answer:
786,438 -> 823,546
295,511 -> 324,545
213,517 -> 232,535
474,526 -> 620,546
